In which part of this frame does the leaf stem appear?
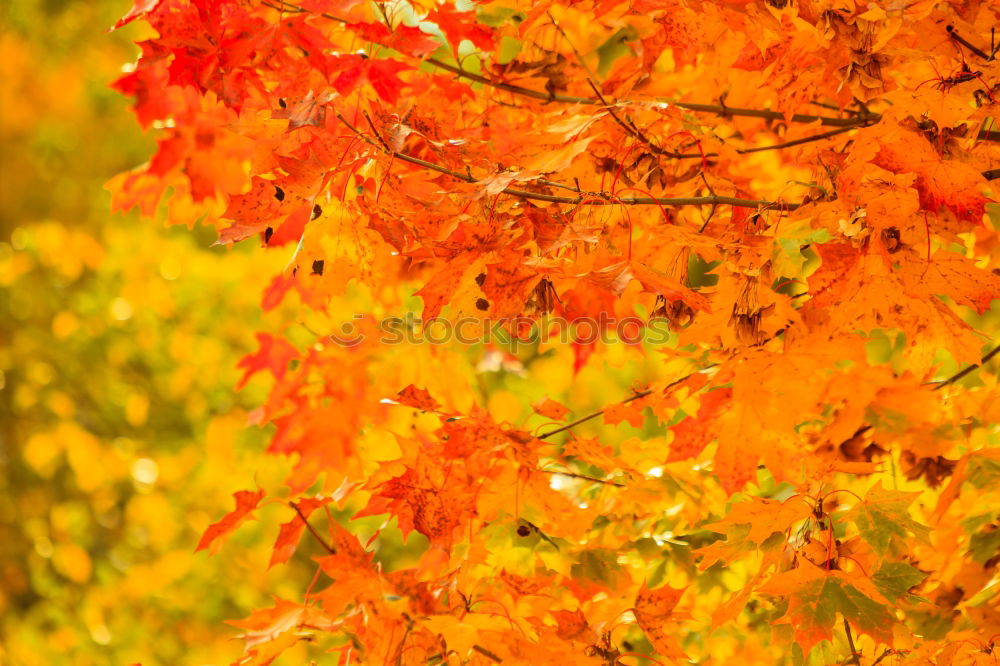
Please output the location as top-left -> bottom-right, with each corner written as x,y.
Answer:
843,617 -> 861,665
290,501 -> 337,554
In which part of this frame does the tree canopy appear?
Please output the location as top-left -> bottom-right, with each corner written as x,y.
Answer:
107,0 -> 999,663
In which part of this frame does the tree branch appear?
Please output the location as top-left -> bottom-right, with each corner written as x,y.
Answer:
333,108 -> 804,210
426,57 -> 876,127
262,0 -> 1000,144
291,501 -> 337,554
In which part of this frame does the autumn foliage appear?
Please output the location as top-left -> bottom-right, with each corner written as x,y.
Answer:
109,0 -> 1000,663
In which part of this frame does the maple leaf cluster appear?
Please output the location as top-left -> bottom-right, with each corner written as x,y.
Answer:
109,0 -> 1000,663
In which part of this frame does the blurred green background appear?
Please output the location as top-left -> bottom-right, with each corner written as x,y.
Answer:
0,2 -> 306,663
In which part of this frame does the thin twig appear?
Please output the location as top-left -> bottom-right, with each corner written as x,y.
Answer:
538,390 -> 653,439
946,25 -> 991,61
735,125 -> 865,154
669,124 -> 864,160
586,79 -> 674,157
262,0 -> 347,22
427,57 -> 876,127
546,11 -> 597,81
333,108 -> 803,210
472,644 -> 503,662
698,172 -> 719,233
291,501 -> 337,554
870,649 -> 894,666
540,469 -> 625,487
810,101 -> 863,115
931,345 -> 1000,390
546,12 -> 672,158
372,0 -> 392,29
843,618 -> 861,665
537,367 -> 715,440
361,110 -> 393,153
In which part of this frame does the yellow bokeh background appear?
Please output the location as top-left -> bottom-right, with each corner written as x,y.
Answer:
0,2 -> 312,663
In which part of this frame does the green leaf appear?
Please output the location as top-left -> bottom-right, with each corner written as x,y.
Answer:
968,529 -> 1000,565
686,254 -> 720,288
497,35 -> 522,64
759,562 -> 895,655
872,561 -> 926,600
595,26 -> 638,77
967,453 -> 1000,489
846,482 -> 930,555
571,549 -> 625,588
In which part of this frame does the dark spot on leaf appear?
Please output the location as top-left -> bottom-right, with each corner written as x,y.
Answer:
311,260 -> 324,276
475,272 -> 486,287
264,227 -> 274,244
312,204 -> 322,220
274,186 -> 285,201
516,525 -> 531,537
476,298 -> 490,311
278,98 -> 287,108
881,227 -> 901,253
